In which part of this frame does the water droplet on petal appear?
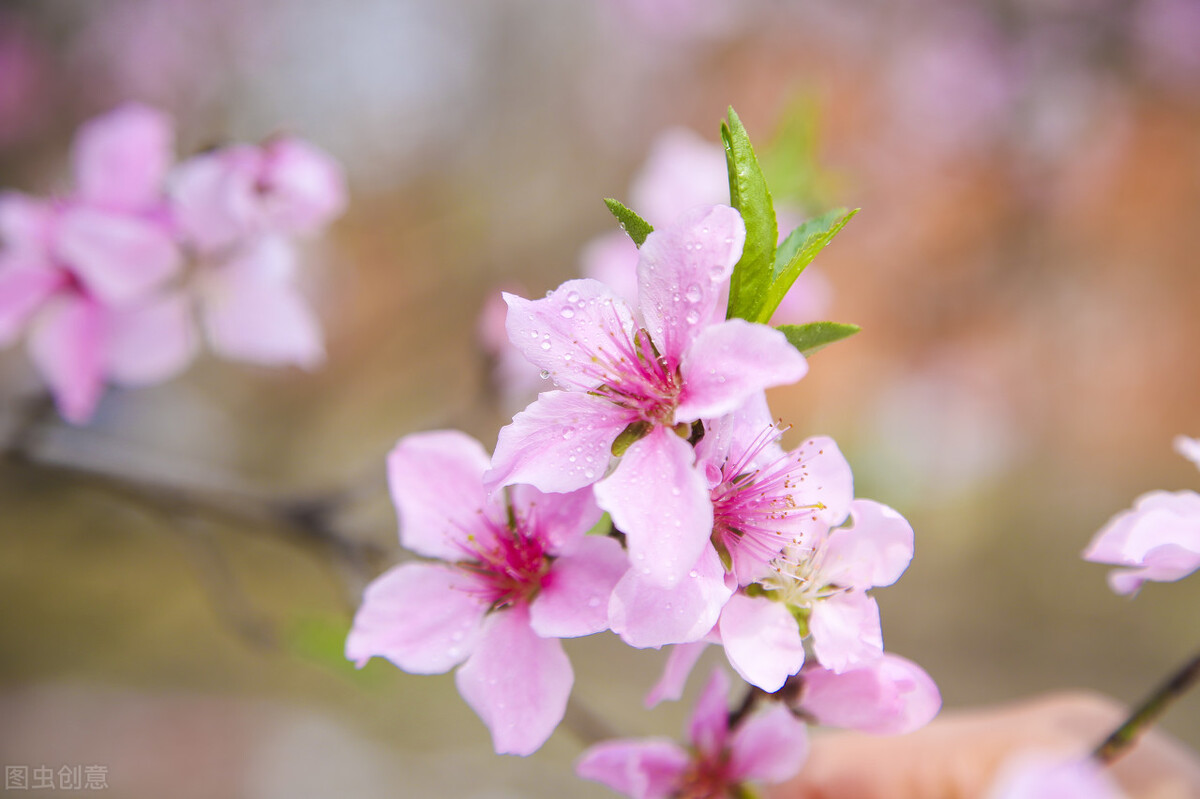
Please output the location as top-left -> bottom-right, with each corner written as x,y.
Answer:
685,309 -> 700,325
685,283 -> 703,303
561,307 -> 575,319
566,290 -> 580,303
541,340 -> 552,350
539,369 -> 551,380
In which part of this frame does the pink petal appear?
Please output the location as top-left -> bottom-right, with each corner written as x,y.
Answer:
1086,491 -> 1200,563
687,667 -> 731,757
595,426 -> 713,588
693,391 -> 777,474
676,318 -> 807,422
810,591 -> 884,673
645,641 -> 709,708
28,294 -> 105,424
387,430 -> 505,560
609,547 -> 732,648
257,137 -> 347,234
1174,435 -> 1200,470
529,536 -> 627,638
576,739 -> 689,799
728,703 -> 810,784
636,204 -> 745,364
1108,544 -> 1200,595
169,146 -> 260,252
455,603 -> 574,756
509,483 -> 603,556
790,436 -> 856,528
822,500 -> 915,590
717,593 -> 805,692
629,128 -> 728,227
55,206 -> 180,305
72,103 -> 173,211
0,192 -> 55,254
104,292 -> 196,385
487,390 -> 631,493
201,239 -> 323,368
501,280 -> 638,393
345,562 -> 486,673
0,265 -> 63,345
798,652 -> 942,735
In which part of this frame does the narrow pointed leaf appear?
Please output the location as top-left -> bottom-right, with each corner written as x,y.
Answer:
722,107 -> 777,323
604,198 -> 654,247
757,207 -> 857,323
777,321 -> 860,358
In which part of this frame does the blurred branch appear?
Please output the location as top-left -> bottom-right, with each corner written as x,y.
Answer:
1094,645 -> 1200,765
1,394 -> 388,614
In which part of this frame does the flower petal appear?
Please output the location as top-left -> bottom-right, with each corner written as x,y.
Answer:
345,562 -> 486,673
455,603 -> 573,756
576,739 -> 689,799
798,652 -> 941,735
728,703 -> 809,784
595,425 -> 713,588
629,128 -> 728,227
487,390 -> 630,493
822,500 -> 914,590
104,292 -> 196,385
530,536 -> 627,638
509,484 -> 602,556
644,641 -> 709,708
636,204 -> 745,364
55,206 -> 180,305
73,103 -> 173,211
257,137 -> 347,234
0,265 -> 63,346
718,593 -> 805,692
687,667 -> 731,758
676,318 -> 807,422
200,237 -> 323,368
387,430 -> 504,559
169,146 -> 260,252
28,294 -> 105,424
609,547 -> 732,648
810,591 -> 884,673
502,280 -> 638,393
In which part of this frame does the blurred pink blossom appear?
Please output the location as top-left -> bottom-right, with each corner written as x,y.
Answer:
1083,436 -> 1200,595
577,668 -> 808,799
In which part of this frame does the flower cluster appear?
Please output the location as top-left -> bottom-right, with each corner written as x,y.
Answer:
348,110 -> 938,795
0,103 -> 346,423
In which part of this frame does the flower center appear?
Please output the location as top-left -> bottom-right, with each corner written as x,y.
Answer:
710,425 -> 825,579
457,521 -> 550,610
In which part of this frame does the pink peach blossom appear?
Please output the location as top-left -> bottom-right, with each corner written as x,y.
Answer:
346,430 -> 627,756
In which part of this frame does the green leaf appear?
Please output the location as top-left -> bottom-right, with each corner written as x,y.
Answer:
603,198 -> 654,247
721,107 -> 777,323
611,420 -> 651,457
777,321 -> 861,358
757,207 -> 857,324
586,512 -> 613,537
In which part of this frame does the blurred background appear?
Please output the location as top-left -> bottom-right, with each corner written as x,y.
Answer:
1,0 -> 1198,796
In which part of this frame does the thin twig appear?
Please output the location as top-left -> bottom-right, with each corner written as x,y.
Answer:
1094,645 -> 1200,764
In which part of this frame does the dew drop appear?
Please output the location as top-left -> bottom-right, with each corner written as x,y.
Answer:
688,570 -> 699,579
530,330 -> 539,338
539,369 -> 551,380
541,340 -> 552,350
685,309 -> 701,325
566,290 -> 580,303
561,307 -> 575,319
685,283 -> 703,303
